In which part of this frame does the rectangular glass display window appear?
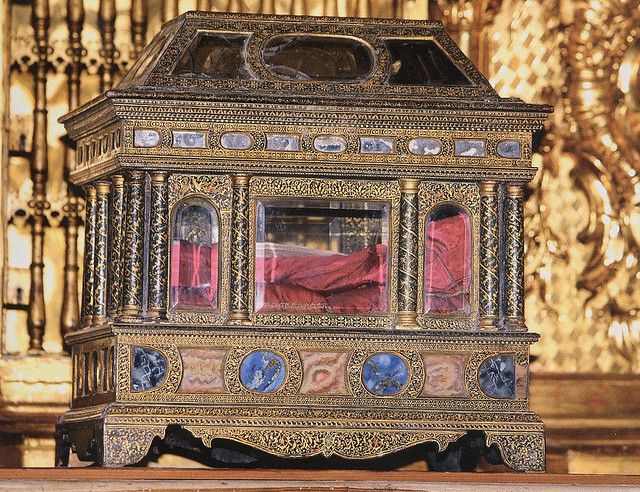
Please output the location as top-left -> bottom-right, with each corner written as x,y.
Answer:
255,199 -> 390,314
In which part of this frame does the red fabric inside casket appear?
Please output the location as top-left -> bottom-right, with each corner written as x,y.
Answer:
171,240 -> 218,307
424,213 -> 470,313
258,244 -> 388,313
169,216 -> 470,315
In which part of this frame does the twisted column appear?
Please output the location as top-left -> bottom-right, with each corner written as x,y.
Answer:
108,175 -> 125,316
229,174 -> 251,323
147,172 -> 169,319
504,184 -> 526,331
397,179 -> 420,328
81,185 -> 97,326
479,182 -> 500,330
93,181 -> 110,322
119,172 -> 146,318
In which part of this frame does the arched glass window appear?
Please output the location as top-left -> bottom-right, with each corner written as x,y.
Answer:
424,204 -> 471,315
170,198 -> 219,309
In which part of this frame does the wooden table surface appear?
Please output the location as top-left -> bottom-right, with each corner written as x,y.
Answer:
1,468 -> 640,491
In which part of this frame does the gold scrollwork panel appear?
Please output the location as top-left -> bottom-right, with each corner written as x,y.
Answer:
102,425 -> 166,466
183,425 -> 467,460
485,430 -> 545,473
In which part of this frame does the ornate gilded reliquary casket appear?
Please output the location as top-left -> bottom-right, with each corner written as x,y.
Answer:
56,12 -> 552,471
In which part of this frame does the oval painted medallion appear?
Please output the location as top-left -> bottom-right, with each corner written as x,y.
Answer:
220,132 -> 253,150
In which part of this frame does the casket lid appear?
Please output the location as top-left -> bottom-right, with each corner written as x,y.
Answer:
103,11 -> 544,109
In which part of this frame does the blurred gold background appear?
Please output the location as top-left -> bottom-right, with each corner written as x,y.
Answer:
2,0 -> 640,473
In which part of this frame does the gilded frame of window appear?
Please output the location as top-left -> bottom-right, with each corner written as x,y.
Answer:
166,174 -> 233,325
249,176 -> 401,329
417,181 -> 480,330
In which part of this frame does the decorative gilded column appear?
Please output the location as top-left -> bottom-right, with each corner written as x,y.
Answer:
479,181 -> 500,330
81,185 -> 97,325
259,0 -> 276,14
61,0 -> 84,343
229,173 -> 251,323
352,0 -> 370,17
397,179 -> 420,328
27,0 -> 51,352
161,0 -> 178,22
93,181 -> 110,322
130,0 -> 148,61
119,171 -> 146,318
108,175 -> 125,316
147,172 -> 169,319
98,0 -> 116,92
504,184 -> 526,331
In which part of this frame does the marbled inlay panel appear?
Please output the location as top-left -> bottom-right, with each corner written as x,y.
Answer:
497,140 -> 521,158
299,351 -> 350,395
421,353 -> 469,398
515,364 -> 529,399
221,132 -> 253,150
178,348 -> 227,393
266,134 -> 299,151
172,131 -> 206,148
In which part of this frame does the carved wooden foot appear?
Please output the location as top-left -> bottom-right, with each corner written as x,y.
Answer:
100,425 -> 166,466
485,430 -> 546,472
54,426 -> 71,467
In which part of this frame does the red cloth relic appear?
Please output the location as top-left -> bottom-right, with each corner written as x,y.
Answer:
424,213 -> 470,313
257,244 -> 387,313
171,240 -> 219,308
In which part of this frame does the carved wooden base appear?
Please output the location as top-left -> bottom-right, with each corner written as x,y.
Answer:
59,325 -> 545,471
56,405 -> 545,471
485,431 -> 546,472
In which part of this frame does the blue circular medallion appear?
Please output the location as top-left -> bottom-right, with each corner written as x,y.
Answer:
362,353 -> 409,396
240,350 -> 287,393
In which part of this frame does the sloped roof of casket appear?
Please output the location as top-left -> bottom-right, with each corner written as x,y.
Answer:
107,11 -> 551,113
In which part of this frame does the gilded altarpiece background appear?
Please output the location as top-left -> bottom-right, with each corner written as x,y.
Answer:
1,0 -> 640,473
